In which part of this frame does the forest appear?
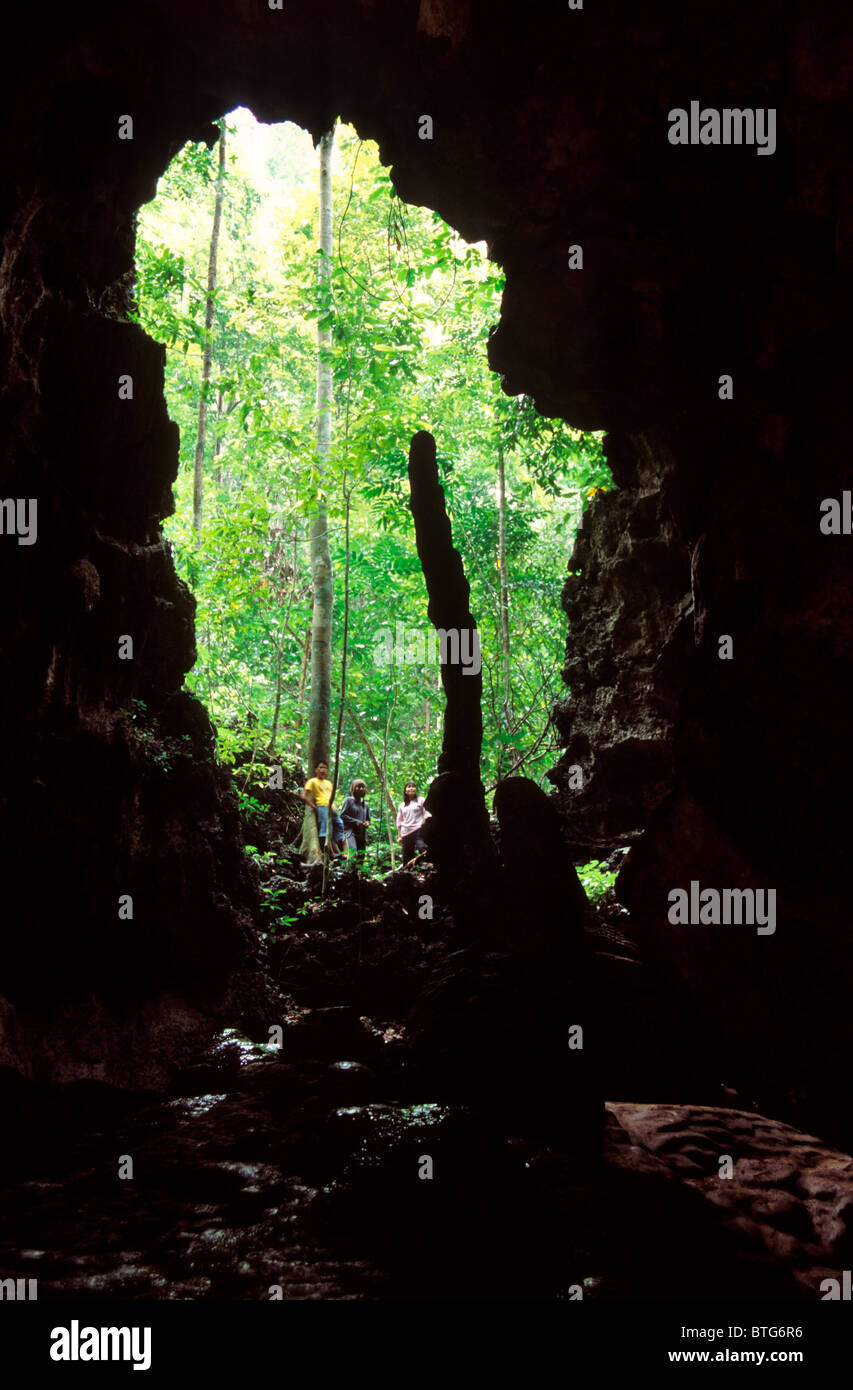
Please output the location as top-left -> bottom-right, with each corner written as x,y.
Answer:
134,110 -> 611,875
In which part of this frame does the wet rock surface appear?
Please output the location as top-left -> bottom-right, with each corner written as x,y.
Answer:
0,889 -> 850,1300
1,1038 -> 848,1300
606,1103 -> 853,1299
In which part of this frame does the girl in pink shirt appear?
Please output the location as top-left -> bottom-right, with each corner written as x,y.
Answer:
396,780 -> 431,865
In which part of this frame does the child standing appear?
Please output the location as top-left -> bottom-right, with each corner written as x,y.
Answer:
396,780 -> 431,865
340,779 -> 371,859
302,761 -> 346,856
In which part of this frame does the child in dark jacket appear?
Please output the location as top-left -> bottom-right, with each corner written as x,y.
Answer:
340,779 -> 371,858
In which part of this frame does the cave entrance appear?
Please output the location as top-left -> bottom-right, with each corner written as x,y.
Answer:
134,107 -> 608,872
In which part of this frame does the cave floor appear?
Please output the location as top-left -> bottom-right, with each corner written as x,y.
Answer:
1,880 -> 851,1299
1,1024 -> 851,1300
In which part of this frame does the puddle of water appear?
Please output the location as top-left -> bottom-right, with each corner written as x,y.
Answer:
212,1029 -> 280,1065
164,1094 -> 228,1117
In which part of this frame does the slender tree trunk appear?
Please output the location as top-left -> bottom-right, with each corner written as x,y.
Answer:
192,123 -> 227,538
323,483 -> 352,892
213,389 -> 224,485
297,804 -> 323,866
497,445 -> 512,775
345,703 -> 396,819
307,127 -> 335,769
329,485 -> 352,811
294,610 -> 312,756
268,529 -> 298,754
269,640 -> 284,752
346,700 -> 398,867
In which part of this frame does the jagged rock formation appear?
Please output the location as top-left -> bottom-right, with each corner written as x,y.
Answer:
407,430 -> 483,781
0,0 -> 851,1141
606,1102 -> 853,1299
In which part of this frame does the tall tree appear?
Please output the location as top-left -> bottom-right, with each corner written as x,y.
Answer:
192,123 -> 227,537
496,445 -> 512,752
307,127 -> 335,768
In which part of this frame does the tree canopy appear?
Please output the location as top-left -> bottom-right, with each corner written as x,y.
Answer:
134,108 -> 611,840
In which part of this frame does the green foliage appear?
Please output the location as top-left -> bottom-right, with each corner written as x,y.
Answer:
117,699 -> 193,774
260,880 -> 297,919
235,790 -> 266,823
135,108 -> 612,808
577,861 -> 618,902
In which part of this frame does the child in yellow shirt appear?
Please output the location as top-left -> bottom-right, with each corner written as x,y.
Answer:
302,761 -> 345,855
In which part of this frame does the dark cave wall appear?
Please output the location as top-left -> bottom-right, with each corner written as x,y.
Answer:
1,0 -> 852,1102
0,285 -> 262,1086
